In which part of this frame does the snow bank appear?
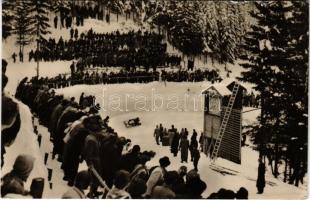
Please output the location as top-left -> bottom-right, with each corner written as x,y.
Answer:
2,96 -> 50,197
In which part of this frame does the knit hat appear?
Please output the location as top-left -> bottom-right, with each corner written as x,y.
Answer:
13,154 -> 35,181
159,156 -> 171,167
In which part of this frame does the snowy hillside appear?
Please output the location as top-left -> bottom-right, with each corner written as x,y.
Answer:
2,2 -> 308,199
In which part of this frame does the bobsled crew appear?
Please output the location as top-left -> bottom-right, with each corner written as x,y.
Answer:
124,117 -> 141,128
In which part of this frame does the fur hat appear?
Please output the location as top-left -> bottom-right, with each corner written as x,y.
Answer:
159,156 -> 171,167
13,154 -> 35,181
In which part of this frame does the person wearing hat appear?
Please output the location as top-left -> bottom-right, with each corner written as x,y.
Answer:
126,176 -> 147,199
106,170 -> 131,199
129,152 -> 152,181
62,170 -> 91,199
184,177 -> 207,199
119,145 -> 141,173
151,171 -> 177,198
1,154 -> 35,197
143,156 -> 171,198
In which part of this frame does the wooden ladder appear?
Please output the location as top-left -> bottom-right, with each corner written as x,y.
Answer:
210,82 -> 240,162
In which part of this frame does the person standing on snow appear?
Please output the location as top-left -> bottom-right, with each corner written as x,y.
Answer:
192,146 -> 200,171
256,158 -> 266,194
154,125 -> 160,145
11,53 -> 17,63
189,130 -> 198,162
179,135 -> 189,163
171,131 -> 180,157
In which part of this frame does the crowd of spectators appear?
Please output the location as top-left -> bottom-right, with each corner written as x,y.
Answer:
13,76 -> 212,199
28,68 -> 221,90
29,29 -> 182,71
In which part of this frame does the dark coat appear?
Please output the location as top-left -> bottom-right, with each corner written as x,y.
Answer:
256,162 -> 266,189
48,103 -> 66,137
42,96 -> 62,125
54,107 -> 82,156
119,152 -> 139,173
63,127 -> 91,183
83,132 -> 104,189
171,132 -> 180,155
179,139 -> 189,162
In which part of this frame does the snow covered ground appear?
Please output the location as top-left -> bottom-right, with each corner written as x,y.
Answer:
1,97 -> 49,196
2,9 -> 307,199
54,82 -> 307,199
3,82 -> 306,198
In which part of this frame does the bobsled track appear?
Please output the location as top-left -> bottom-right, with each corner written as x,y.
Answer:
2,10 -> 307,199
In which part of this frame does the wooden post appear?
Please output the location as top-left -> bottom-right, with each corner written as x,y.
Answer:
44,153 -> 49,165
47,168 -> 53,181
37,134 -> 42,147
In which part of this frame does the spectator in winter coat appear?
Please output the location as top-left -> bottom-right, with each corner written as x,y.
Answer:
171,166 -> 188,198
192,146 -> 200,171
54,106 -> 83,158
83,131 -> 106,197
199,132 -> 204,152
151,171 -> 177,198
154,125 -> 160,145
48,99 -> 69,139
1,154 -> 35,197
119,145 -> 141,173
19,51 -> 23,62
62,116 -> 92,186
168,126 -> 176,146
11,53 -> 17,63
78,92 -> 84,107
129,151 -> 155,181
42,95 -> 63,125
159,124 -> 164,142
184,175 -> 207,199
106,170 -> 131,199
179,135 -> 189,163
190,131 -> 198,161
62,170 -> 91,199
126,177 -> 147,198
171,131 -> 180,157
235,187 -> 248,199
143,156 -> 171,197
256,158 -> 265,194
74,29 -> 79,40
209,188 -> 235,199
